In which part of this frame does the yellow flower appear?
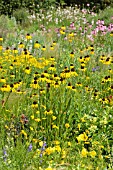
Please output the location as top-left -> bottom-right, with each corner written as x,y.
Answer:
61,25 -> 66,30
26,33 -> 32,40
39,141 -> 43,147
30,126 -> 33,131
55,145 -> 61,152
62,150 -> 66,158
65,123 -> 70,128
0,45 -> 3,50
89,150 -> 96,158
52,124 -> 59,129
33,139 -> 38,143
0,77 -> 6,83
35,118 -> 41,122
21,130 -> 27,138
54,140 -> 60,145
45,167 -> 53,170
60,30 -> 65,35
81,148 -> 88,157
50,45 -> 54,50
45,147 -> 55,155
76,132 -> 88,142
0,37 -> 3,41
70,52 -> 74,58
67,142 -> 71,146
25,67 -> 31,74
34,41 -> 41,48
31,101 -> 38,108
52,116 -> 57,120
18,42 -> 25,48
110,31 -> 113,36
42,46 -> 46,51
0,84 -> 11,92
52,41 -> 56,46
69,32 -> 74,37
31,115 -> 34,119
78,124 -> 81,130
44,110 -> 53,115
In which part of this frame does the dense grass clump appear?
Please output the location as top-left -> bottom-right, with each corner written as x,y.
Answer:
0,6 -> 113,170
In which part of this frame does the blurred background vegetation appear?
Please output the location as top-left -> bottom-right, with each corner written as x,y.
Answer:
0,0 -> 113,17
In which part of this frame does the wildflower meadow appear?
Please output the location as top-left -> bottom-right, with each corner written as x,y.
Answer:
0,4 -> 113,170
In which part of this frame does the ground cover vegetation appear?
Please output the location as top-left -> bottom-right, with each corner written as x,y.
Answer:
0,2 -> 113,170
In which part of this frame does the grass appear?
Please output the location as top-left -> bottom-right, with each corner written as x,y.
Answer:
0,5 -> 113,170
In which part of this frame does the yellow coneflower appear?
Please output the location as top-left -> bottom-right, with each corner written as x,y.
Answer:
68,32 -> 74,37
76,82 -> 82,87
80,65 -> 86,71
88,44 -> 94,50
3,47 -> 11,55
70,64 -> 74,69
53,81 -> 60,88
78,56 -> 84,62
44,110 -> 53,115
30,80 -> 40,89
0,77 -> 6,83
70,52 -> 74,58
102,75 -> 111,82
19,42 -> 25,48
0,84 -> 11,92
25,66 -> 31,74
70,68 -> 78,77
34,41 -> 41,48
60,30 -> 65,35
52,73 -> 60,80
110,31 -> 113,36
84,55 -> 90,62
80,62 -> 86,67
13,48 -> 18,54
80,49 -> 84,53
9,64 -> 13,70
50,45 -> 54,50
10,73 -> 15,78
31,101 -> 38,108
26,33 -> 32,40
90,49 -> 94,55
38,74 -> 47,82
48,64 -> 56,71
39,88 -> 46,94
52,41 -> 56,46
42,46 -> 46,51
66,82 -> 72,89
103,57 -> 111,65
0,37 -> 3,41
72,86 -> 77,92
61,25 -> 66,30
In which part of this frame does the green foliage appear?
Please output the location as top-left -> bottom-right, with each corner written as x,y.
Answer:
0,15 -> 17,39
13,8 -> 29,26
0,0 -> 113,17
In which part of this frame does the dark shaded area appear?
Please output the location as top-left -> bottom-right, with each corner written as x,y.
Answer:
0,0 -> 113,17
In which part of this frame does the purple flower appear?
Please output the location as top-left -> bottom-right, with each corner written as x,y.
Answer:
28,143 -> 32,152
3,148 -> 7,162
